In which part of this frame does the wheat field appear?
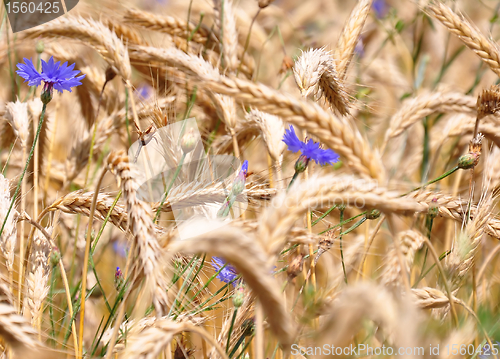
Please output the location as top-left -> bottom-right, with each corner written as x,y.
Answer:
0,0 -> 500,358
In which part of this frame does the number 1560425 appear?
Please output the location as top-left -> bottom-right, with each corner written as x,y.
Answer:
5,2 -> 60,14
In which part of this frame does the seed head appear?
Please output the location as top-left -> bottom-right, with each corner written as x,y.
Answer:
477,85 -> 500,120
366,209 -> 381,220
105,66 -> 117,83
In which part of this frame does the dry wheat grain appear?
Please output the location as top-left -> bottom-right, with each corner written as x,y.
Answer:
335,0 -> 373,79
5,100 -> 30,148
426,2 -> 500,77
0,175 -> 16,275
380,230 -> 426,288
106,151 -> 169,315
293,48 -> 350,115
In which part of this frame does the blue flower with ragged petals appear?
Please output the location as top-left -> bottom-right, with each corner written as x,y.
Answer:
16,56 -> 85,94
211,257 -> 239,286
282,125 -> 339,166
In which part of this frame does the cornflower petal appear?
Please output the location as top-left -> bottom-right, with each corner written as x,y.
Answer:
211,257 -> 238,286
282,125 -> 340,166
282,125 -> 304,153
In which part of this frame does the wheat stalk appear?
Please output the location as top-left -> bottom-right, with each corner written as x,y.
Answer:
244,109 -> 286,162
124,8 -> 212,44
130,45 -> 384,180
214,0 -> 239,73
426,2 -> 500,77
293,47 -> 350,116
0,175 -> 16,276
168,223 -> 295,349
335,0 -> 373,79
25,230 -> 51,327
5,99 -> 30,148
380,230 -> 426,288
106,151 -> 169,315
122,319 -> 228,359
382,91 -> 477,149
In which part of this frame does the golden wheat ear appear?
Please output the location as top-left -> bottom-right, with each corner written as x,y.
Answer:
477,85 -> 500,120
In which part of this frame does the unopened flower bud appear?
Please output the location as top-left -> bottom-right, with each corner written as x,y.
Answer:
36,41 -> 44,54
458,152 -> 480,169
294,154 -> 310,173
217,199 -> 232,218
230,160 -> 249,197
50,247 -> 60,268
428,198 -> 439,219
181,128 -> 197,154
366,209 -> 381,220
114,267 -> 124,292
41,89 -> 52,104
233,282 -> 245,308
105,66 -> 117,82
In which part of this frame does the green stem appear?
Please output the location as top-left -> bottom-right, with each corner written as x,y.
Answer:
48,266 -> 57,346
341,217 -> 367,236
226,308 -> 238,353
0,102 -> 46,239
401,166 -> 459,197
413,250 -> 451,288
339,209 -> 347,284
154,153 -> 187,223
188,13 -> 205,42
229,334 -> 248,358
287,171 -> 299,191
417,216 -> 434,286
311,204 -> 337,227
319,211 -> 367,235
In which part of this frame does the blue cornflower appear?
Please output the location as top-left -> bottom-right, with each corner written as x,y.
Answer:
136,84 -> 153,101
282,125 -> 340,167
372,0 -> 388,18
211,257 -> 239,286
16,56 -> 85,95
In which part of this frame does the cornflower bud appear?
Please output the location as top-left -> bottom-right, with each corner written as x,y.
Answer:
181,128 -> 197,154
41,89 -> 52,104
428,198 -> 439,219
294,154 -> 310,173
366,209 -> 381,220
114,267 -> 124,292
233,282 -> 245,308
36,41 -> 44,54
50,247 -> 61,268
458,134 -> 484,169
230,160 -> 249,197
